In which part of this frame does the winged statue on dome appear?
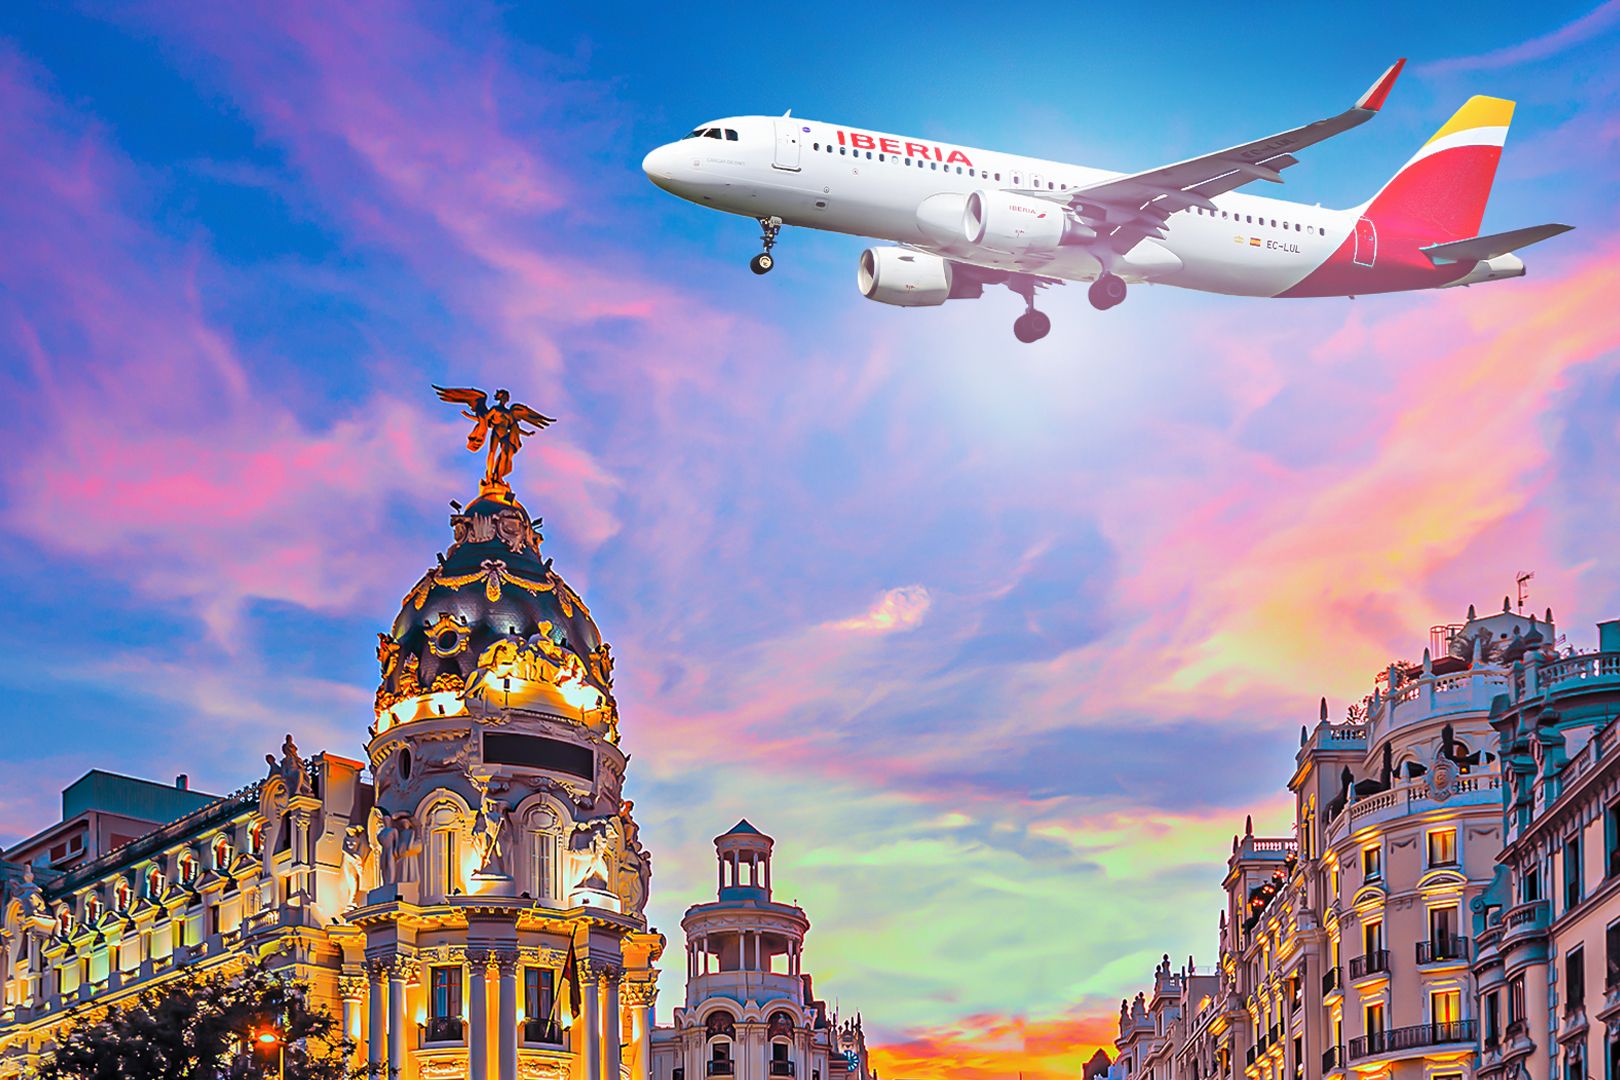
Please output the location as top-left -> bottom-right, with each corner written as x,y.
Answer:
434,385 -> 556,496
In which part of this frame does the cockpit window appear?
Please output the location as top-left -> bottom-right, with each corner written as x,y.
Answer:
704,129 -> 722,139
683,129 -> 705,139
724,129 -> 738,141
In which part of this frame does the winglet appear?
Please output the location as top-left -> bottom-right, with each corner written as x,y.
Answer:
1355,58 -> 1406,112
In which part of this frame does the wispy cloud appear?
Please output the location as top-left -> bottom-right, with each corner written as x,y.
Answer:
1417,0 -> 1620,74
829,585 -> 932,633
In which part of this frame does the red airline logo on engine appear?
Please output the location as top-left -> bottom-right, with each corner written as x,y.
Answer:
836,129 -> 973,166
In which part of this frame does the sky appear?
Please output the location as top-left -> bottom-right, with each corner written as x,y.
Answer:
2,2 -> 1620,1077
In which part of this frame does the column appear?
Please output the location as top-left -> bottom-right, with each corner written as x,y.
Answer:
367,963 -> 386,1078
468,952 -> 489,1080
602,969 -> 623,1080
496,951 -> 519,1080
339,973 -> 366,1072
581,962 -> 602,1080
387,959 -> 411,1080
624,981 -> 657,1080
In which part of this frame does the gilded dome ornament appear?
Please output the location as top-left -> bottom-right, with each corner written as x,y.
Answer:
434,384 -> 556,500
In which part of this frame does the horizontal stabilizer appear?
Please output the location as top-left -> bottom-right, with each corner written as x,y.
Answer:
1421,223 -> 1573,265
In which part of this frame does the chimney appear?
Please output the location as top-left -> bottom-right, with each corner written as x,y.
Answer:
175,774 -> 189,791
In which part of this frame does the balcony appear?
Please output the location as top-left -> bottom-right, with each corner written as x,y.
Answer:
1503,900 -> 1550,946
1505,1018 -> 1528,1040
1322,1046 -> 1344,1072
1347,1021 -> 1478,1061
423,1015 -> 465,1044
1323,966 -> 1342,995
708,1062 -> 735,1077
771,1063 -> 796,1077
1416,937 -> 1472,964
522,1018 -> 564,1045
1349,950 -> 1390,980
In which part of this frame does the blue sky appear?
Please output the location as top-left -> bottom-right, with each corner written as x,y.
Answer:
2,3 -> 1619,1076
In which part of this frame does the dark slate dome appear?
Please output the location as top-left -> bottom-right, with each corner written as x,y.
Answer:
375,492 -> 610,716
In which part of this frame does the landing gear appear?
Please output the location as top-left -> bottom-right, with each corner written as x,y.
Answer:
1006,273 -> 1051,343
751,216 -> 783,274
1088,273 -> 1127,310
1013,309 -> 1051,343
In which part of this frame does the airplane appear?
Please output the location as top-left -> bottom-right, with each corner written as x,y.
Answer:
641,60 -> 1572,342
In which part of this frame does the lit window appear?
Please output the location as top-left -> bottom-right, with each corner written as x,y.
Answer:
1362,846 -> 1382,880
1428,829 -> 1457,867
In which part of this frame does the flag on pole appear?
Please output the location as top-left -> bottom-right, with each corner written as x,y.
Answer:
558,923 -> 583,1019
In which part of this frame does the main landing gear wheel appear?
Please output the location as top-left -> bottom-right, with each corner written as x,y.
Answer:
1013,309 -> 1052,343
1088,273 -> 1128,310
751,216 -> 783,274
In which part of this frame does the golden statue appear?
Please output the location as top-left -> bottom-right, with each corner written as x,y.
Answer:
434,385 -> 556,496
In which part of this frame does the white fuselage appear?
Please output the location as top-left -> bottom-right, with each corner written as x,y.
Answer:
643,115 -> 1364,298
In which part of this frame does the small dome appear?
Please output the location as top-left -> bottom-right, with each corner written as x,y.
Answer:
374,491 -> 614,722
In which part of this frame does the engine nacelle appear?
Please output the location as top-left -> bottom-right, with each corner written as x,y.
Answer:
858,247 -> 953,307
963,190 -> 1091,254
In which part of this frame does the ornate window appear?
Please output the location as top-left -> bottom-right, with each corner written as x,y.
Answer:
523,806 -> 558,903
55,910 -> 73,937
114,878 -> 132,910
177,853 -> 199,886
84,894 -> 103,924
249,821 -> 265,856
426,803 -> 464,900
213,835 -> 233,871
146,866 -> 165,899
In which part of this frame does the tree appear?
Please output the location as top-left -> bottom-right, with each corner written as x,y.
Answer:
36,960 -> 359,1080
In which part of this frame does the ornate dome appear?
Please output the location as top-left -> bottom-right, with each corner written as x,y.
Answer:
373,490 -> 616,735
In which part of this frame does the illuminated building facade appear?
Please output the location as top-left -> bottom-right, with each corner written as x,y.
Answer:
1115,602 -> 1596,1080
1470,619 -> 1620,1080
0,392 -> 873,1080
649,823 -> 873,1080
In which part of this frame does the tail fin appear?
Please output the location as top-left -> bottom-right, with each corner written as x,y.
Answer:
1364,96 -> 1515,241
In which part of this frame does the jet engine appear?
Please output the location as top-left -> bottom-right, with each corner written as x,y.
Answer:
963,190 -> 1094,254
858,247 -> 954,307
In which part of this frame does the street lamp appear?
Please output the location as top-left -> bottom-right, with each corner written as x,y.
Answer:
249,1027 -> 285,1080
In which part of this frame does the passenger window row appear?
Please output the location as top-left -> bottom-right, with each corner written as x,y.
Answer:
1193,206 -> 1324,235
812,142 -> 1004,181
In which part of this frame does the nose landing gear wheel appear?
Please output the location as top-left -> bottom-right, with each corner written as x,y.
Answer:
1088,273 -> 1128,310
1013,310 -> 1051,343
751,216 -> 783,275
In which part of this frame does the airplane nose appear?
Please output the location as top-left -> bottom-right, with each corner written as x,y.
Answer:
642,143 -> 677,187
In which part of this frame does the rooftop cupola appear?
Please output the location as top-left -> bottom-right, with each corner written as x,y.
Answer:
715,819 -> 773,900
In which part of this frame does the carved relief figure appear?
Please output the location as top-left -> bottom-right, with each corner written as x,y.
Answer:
472,790 -> 511,877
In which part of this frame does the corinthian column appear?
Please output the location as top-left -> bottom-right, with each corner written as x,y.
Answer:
623,979 -> 658,1080
602,968 -> 623,1080
367,962 -> 386,1078
580,960 -> 602,1080
387,958 -> 415,1080
468,951 -> 490,1080
496,950 -> 520,1080
339,972 -> 367,1071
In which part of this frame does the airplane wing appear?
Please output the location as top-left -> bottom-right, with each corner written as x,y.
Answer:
1035,59 -> 1405,254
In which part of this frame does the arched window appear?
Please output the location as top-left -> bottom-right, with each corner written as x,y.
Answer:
426,802 -> 464,900
84,895 -> 102,924
146,866 -> 165,899
177,853 -> 198,886
706,1010 -> 736,1072
212,835 -> 233,871
114,879 -> 132,911
55,910 -> 73,937
249,821 -> 265,856
523,806 -> 558,903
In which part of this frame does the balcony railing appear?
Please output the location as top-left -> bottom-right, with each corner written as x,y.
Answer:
770,1062 -> 796,1077
1416,937 -> 1472,964
1322,966 -> 1342,994
424,1015 -> 465,1044
1346,1021 -> 1477,1060
1505,1018 -> 1528,1039
523,1018 -> 564,1045
708,1062 -> 735,1077
1349,950 -> 1390,979
1322,1045 -> 1344,1071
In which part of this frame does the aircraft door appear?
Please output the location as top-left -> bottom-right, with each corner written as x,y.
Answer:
1353,217 -> 1377,268
773,120 -> 802,171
